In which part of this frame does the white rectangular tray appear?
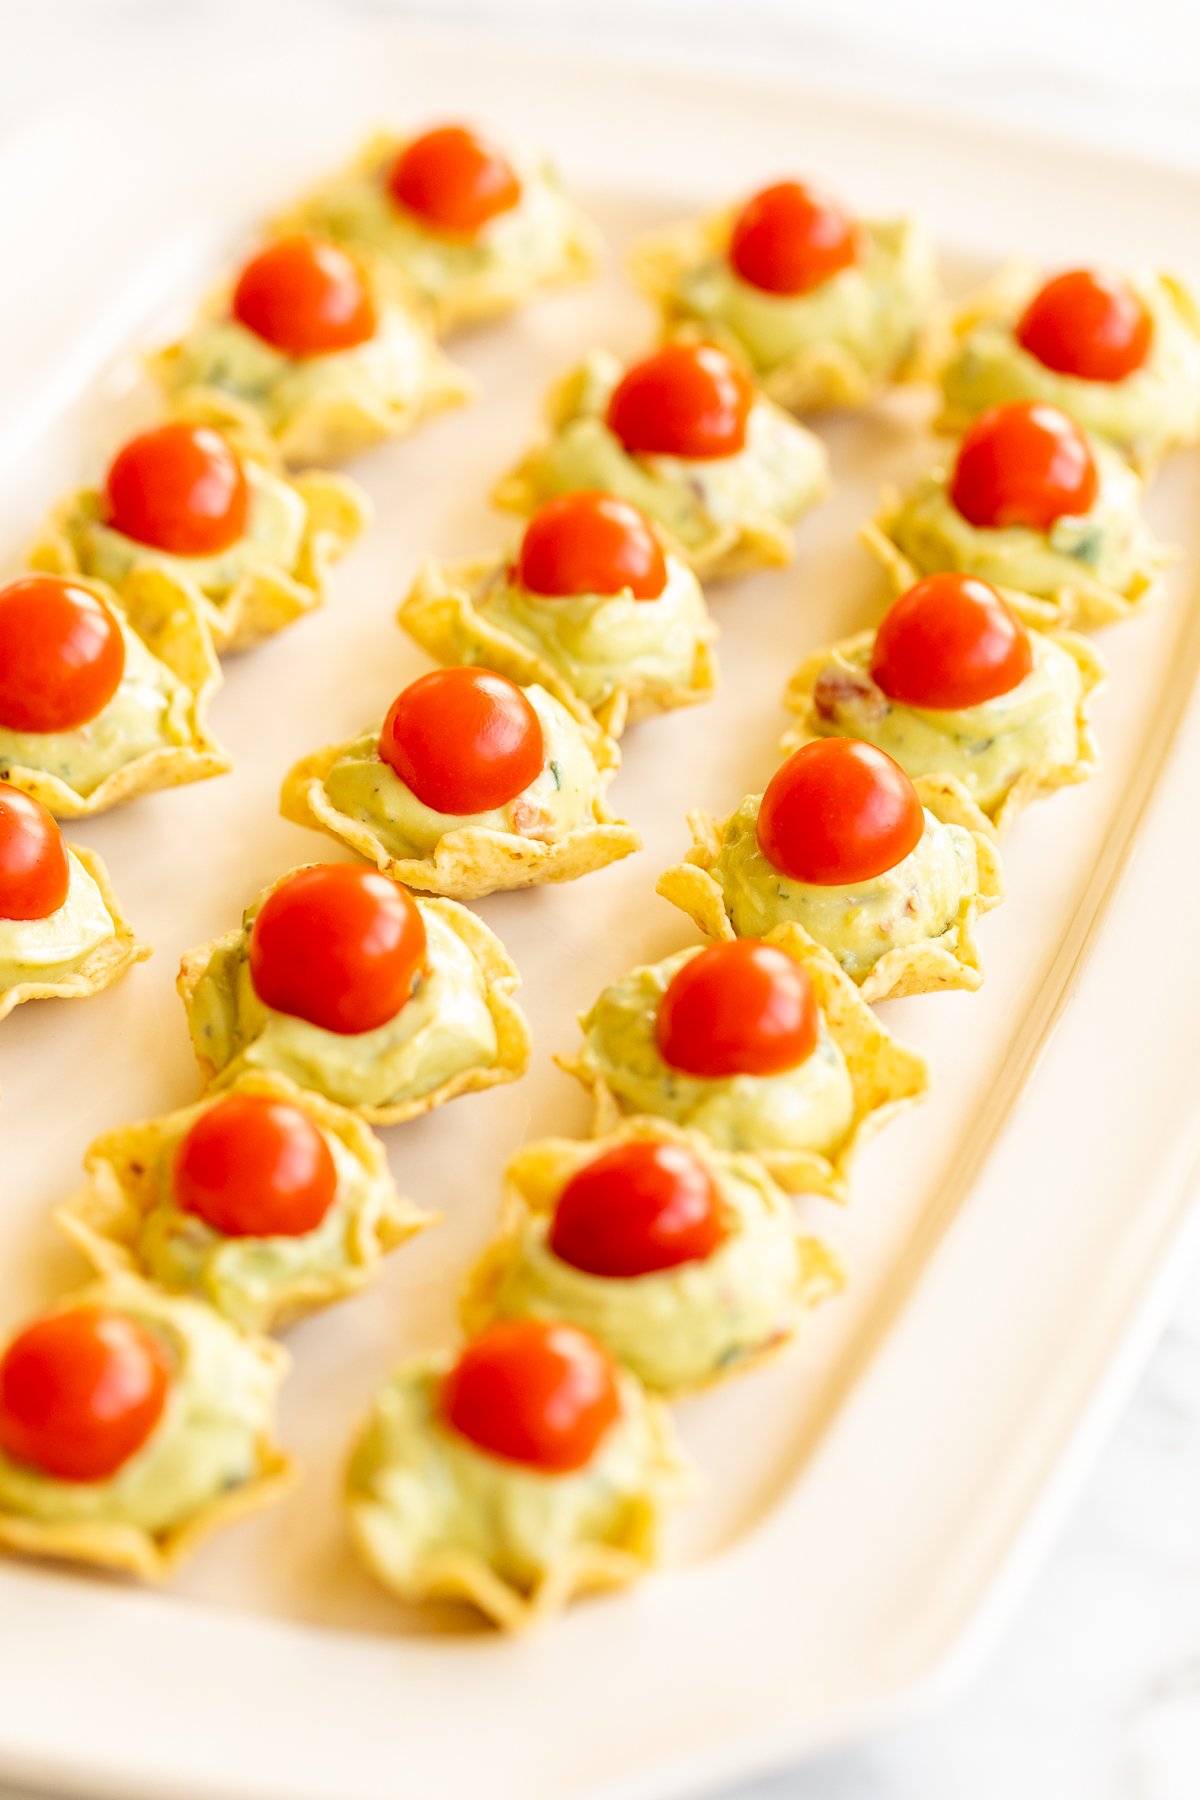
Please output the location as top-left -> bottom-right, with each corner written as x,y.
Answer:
1,25 -> 1199,1800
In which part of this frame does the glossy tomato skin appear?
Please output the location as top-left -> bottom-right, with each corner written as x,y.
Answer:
655,939 -> 819,1078
0,576 -> 125,734
232,235 -> 376,357
549,1139 -> 726,1278
248,864 -> 427,1037
605,343 -> 754,460
440,1319 -> 620,1473
0,1308 -> 172,1483
516,492 -> 668,601
728,179 -> 859,296
1015,269 -> 1152,383
387,125 -> 521,237
757,738 -> 925,887
105,422 -> 249,557
870,573 -> 1034,710
0,789 -> 71,921
948,401 -> 1098,532
174,1092 -> 339,1238
379,667 -> 545,815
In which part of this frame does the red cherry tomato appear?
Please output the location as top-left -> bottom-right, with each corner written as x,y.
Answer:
0,1307 -> 171,1483
174,1092 -> 339,1238
548,1139 -> 727,1278
949,401 -> 1098,532
0,576 -> 125,734
387,125 -> 521,237
440,1319 -> 620,1474
232,235 -> 376,358
728,179 -> 860,296
516,492 -> 668,601
655,939 -> 819,1078
380,667 -> 544,815
757,738 -> 925,886
248,864 -> 427,1036
1016,269 -> 1152,383
104,422 -> 249,557
0,789 -> 70,921
870,573 -> 1034,710
606,343 -> 753,460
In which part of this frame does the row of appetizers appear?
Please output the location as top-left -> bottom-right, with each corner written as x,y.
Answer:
1,144 -> 1198,1631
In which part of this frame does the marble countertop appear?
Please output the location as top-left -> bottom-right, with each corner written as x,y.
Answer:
4,5 -> 1200,1798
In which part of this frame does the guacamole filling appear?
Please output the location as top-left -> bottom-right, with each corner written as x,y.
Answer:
0,851 -> 115,988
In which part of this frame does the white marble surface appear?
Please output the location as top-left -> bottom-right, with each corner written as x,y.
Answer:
3,4 -> 1200,1798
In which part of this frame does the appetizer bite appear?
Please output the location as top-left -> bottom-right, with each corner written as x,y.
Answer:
399,492 -> 717,739
58,1074 -> 433,1335
463,1125 -> 841,1393
0,789 -> 147,1022
783,573 -> 1105,834
150,235 -> 472,466
937,265 -> 1200,470
281,664 -> 639,899
345,1317 -> 689,1630
630,177 -> 935,411
493,343 -> 829,580
178,863 -> 530,1123
277,124 -> 597,335
0,572 -> 228,816
560,932 -> 928,1197
32,417 -> 369,654
865,400 -> 1167,628
658,738 -> 1002,1001
0,1276 -> 290,1578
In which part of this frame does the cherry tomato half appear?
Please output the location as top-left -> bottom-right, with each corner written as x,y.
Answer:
516,492 -> 668,601
1016,268 -> 1152,384
948,400 -> 1098,532
0,576 -> 125,734
606,343 -> 753,461
0,1307 -> 171,1483
387,125 -> 521,238
757,738 -> 925,887
549,1139 -> 726,1278
380,667 -> 544,816
655,939 -> 819,1078
440,1318 -> 620,1473
0,789 -> 70,921
248,864 -> 427,1037
105,422 -> 249,557
174,1092 -> 339,1238
232,235 -> 377,358
870,573 -> 1033,710
729,179 -> 859,296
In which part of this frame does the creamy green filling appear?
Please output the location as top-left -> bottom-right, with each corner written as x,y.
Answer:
484,1158 -> 801,1391
309,152 -> 579,305
77,466 -> 306,601
711,798 -> 976,981
169,307 -> 432,428
476,555 -> 708,710
809,634 -> 1083,813
135,1128 -> 384,1331
188,905 -> 498,1109
0,1286 -> 275,1534
674,220 -> 928,379
321,685 -> 600,857
887,438 -> 1149,600
531,355 -> 828,549
0,851 -> 114,988
347,1359 -> 661,1590
941,273 -> 1200,457
0,618 -> 196,797
578,946 -> 855,1158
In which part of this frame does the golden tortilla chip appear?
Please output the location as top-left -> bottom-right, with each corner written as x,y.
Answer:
0,845 -> 149,1023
